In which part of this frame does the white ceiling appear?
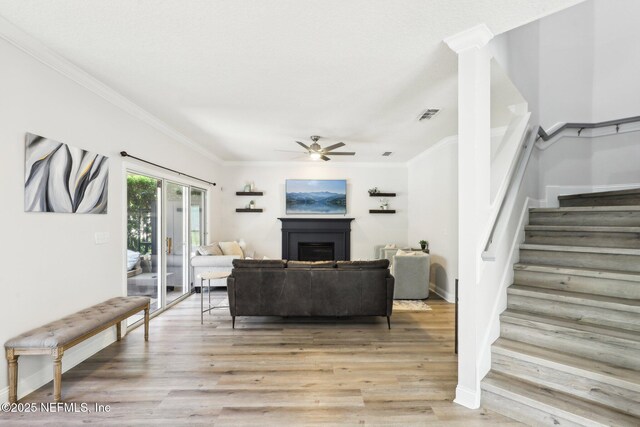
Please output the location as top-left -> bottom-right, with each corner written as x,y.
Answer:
0,0 -> 583,163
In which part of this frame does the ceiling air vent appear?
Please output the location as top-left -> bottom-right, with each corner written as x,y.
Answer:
418,108 -> 440,121
382,152 -> 392,157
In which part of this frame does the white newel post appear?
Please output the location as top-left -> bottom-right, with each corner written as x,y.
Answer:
444,24 -> 494,409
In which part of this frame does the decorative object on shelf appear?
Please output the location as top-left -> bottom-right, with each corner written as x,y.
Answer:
25,132 -> 109,214
379,198 -> 389,210
243,183 -> 251,192
285,179 -> 347,214
368,188 -> 396,197
247,200 -> 256,209
419,240 -> 428,250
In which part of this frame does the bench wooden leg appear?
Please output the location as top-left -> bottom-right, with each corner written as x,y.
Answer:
144,305 -> 150,341
116,321 -> 122,341
52,348 -> 63,402
6,349 -> 18,404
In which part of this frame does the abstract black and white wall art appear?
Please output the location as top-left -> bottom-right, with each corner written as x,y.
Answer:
24,133 -> 109,214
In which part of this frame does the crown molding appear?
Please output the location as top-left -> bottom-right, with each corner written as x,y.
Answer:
0,15 -> 222,164
444,23 -> 494,53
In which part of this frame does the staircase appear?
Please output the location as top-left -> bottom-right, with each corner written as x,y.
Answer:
481,188 -> 640,426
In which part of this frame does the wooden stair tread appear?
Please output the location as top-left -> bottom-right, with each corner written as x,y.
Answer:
520,243 -> 640,256
530,206 -> 640,213
501,309 -> 640,345
508,285 -> 640,312
559,188 -> 640,200
514,263 -> 640,282
492,338 -> 640,391
525,225 -> 640,232
482,372 -> 640,426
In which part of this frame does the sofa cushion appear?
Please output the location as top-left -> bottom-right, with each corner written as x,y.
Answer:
219,241 -> 244,257
198,243 -> 223,256
287,261 -> 336,269
232,259 -> 287,269
337,259 -> 389,269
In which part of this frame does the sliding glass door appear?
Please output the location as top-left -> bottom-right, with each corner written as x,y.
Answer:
126,174 -> 163,313
190,188 -> 206,259
165,181 -> 189,305
126,172 -> 206,321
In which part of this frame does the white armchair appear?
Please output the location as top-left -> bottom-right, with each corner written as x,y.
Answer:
392,252 -> 430,299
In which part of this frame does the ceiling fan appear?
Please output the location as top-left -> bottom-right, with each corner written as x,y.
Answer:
295,136 -> 355,161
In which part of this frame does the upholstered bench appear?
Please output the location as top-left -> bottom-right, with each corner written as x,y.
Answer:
4,296 -> 150,403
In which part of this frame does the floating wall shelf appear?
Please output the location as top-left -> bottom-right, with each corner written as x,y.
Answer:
236,208 -> 263,213
369,209 -> 396,214
369,192 -> 396,197
236,191 -> 264,196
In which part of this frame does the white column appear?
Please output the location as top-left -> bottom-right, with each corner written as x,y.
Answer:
444,24 -> 494,409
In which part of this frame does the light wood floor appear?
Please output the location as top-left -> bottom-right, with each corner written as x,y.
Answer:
2,292 -> 521,426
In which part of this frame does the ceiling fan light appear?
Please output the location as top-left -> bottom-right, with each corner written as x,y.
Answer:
309,152 -> 321,161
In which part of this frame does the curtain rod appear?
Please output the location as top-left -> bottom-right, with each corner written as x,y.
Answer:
120,151 -> 216,186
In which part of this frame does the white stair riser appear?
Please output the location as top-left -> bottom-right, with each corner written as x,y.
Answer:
507,293 -> 640,332
500,320 -> 640,370
514,269 -> 640,299
491,352 -> 640,417
525,230 -> 640,249
529,211 -> 640,227
482,390 -> 584,427
519,249 -> 640,273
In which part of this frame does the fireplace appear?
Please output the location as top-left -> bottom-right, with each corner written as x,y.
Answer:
298,242 -> 335,261
279,218 -> 354,261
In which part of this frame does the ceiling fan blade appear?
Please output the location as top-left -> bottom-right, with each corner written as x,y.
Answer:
325,152 -> 355,155
322,142 -> 345,152
295,141 -> 311,150
320,155 -> 331,161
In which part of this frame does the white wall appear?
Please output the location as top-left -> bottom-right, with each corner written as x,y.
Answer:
218,163 -> 408,260
592,0 -> 640,122
537,131 -> 640,206
492,0 -> 640,130
0,37 -> 221,402
407,139 -> 458,302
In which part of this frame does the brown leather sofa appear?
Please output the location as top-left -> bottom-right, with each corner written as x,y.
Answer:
227,259 -> 395,328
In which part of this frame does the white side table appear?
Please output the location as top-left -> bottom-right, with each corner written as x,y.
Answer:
198,271 -> 231,324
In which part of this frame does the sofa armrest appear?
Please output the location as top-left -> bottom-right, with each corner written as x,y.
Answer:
191,255 -> 240,268
386,275 -> 395,316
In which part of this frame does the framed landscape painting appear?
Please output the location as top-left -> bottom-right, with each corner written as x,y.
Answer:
286,179 -> 347,214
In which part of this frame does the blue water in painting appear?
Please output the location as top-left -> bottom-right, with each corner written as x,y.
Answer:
286,191 -> 346,214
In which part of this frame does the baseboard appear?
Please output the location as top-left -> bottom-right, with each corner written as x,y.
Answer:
544,183 -> 640,207
454,384 -> 480,409
0,328 -> 116,403
430,282 -> 454,303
